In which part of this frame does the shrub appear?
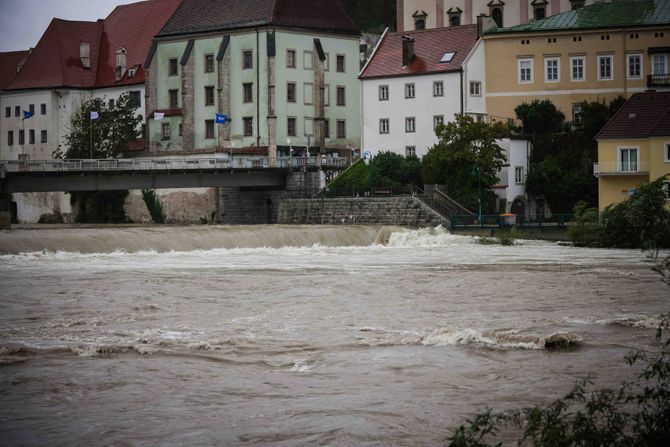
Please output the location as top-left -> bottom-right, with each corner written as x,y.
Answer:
141,189 -> 166,224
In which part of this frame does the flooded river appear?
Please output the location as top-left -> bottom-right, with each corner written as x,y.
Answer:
0,225 -> 667,446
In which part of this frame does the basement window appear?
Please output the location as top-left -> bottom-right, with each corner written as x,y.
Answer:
439,52 -> 455,63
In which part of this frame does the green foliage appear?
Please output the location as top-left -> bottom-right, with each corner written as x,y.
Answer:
498,227 -> 522,246
141,189 -> 166,224
56,93 -> 142,159
514,100 -> 565,136
370,151 -> 422,187
70,190 -> 129,223
567,201 -> 604,247
448,253 -> 670,446
599,175 -> 670,248
340,0 -> 396,33
525,160 -> 596,213
327,159 -> 371,193
422,114 -> 512,212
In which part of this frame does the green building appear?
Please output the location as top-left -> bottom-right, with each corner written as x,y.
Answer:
144,0 -> 361,161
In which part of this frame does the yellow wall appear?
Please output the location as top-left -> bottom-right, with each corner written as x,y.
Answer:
598,175 -> 649,210
597,139 -> 650,164
483,26 -> 670,122
650,137 -> 670,180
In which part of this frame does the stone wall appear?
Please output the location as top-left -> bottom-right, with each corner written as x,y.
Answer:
125,187 -> 217,224
278,197 -> 446,226
219,187 -> 284,224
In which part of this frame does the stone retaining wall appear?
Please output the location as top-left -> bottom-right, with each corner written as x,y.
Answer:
278,197 -> 446,226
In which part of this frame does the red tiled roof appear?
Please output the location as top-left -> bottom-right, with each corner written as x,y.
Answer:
596,92 -> 670,140
95,0 -> 182,87
0,51 -> 30,90
360,25 -> 479,79
7,19 -> 103,90
158,0 -> 357,36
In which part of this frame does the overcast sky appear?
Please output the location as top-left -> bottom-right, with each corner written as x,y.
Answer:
0,0 -> 140,52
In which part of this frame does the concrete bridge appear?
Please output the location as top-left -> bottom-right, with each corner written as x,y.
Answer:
0,157 -> 348,194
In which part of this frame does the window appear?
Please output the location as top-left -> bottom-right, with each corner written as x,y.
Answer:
665,143 -> 670,162
14,106 -> 20,117
304,83 -> 313,105
287,82 -> 296,103
204,54 -> 214,73
433,81 -> 444,97
405,83 -> 415,98
40,103 -> 47,115
405,117 -> 415,133
415,18 -> 425,30
598,55 -> 613,80
572,103 -> 583,125
379,85 -> 389,101
169,89 -> 179,108
627,54 -> 642,79
336,119 -> 346,139
169,58 -> 178,76
161,122 -> 171,140
515,166 -> 524,184
324,53 -> 330,71
179,124 -> 183,136
491,7 -> 503,28
28,129 -> 35,144
324,84 -> 330,106
304,118 -> 314,136
469,81 -> 481,96
129,90 -> 141,109
570,56 -> 585,81
109,98 -> 115,109
336,86 -> 345,106
28,104 -> 34,115
449,13 -> 461,27
286,49 -> 296,68
336,54 -> 345,73
619,147 -> 639,172
205,86 -> 215,106
518,58 -> 533,83
652,54 -> 668,75
303,51 -> 313,70
433,115 -> 444,128
19,130 -> 24,145
379,118 -> 389,134
534,7 -> 545,20
4,107 -> 9,117
323,119 -> 330,138
405,146 -> 416,157
205,120 -> 215,139
243,117 -> 253,137
243,82 -> 253,103
243,50 -> 253,69
287,117 -> 297,137
41,130 -> 47,143
571,0 -> 585,10
439,52 -> 455,63
7,131 -> 13,146
544,57 -> 560,82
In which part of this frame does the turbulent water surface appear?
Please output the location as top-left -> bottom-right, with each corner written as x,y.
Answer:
0,225 -> 667,446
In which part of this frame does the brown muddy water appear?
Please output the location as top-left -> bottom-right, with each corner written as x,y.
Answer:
0,225 -> 667,446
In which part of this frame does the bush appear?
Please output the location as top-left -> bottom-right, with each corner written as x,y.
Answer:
141,189 -> 166,224
567,201 -> 604,247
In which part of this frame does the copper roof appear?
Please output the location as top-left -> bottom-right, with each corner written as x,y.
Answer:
5,0 -> 182,91
0,50 -> 30,90
158,0 -> 358,37
359,25 -> 478,79
596,92 -> 670,140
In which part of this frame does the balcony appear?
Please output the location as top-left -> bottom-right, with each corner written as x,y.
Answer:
593,161 -> 649,177
647,73 -> 670,88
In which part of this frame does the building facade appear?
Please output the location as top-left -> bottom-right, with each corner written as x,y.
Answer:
360,25 -> 485,158
482,0 -> 670,124
595,91 -> 670,210
396,0 -> 595,32
145,0 -> 361,161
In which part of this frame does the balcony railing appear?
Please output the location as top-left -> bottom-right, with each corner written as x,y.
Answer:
647,73 -> 670,88
593,161 -> 650,176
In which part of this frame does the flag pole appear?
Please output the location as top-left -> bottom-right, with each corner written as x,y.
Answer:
89,113 -> 92,160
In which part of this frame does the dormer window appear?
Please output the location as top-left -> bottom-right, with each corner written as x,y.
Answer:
412,10 -> 427,31
115,47 -> 127,81
531,0 -> 547,20
570,0 -> 585,10
447,8 -> 462,27
80,42 -> 90,69
488,1 -> 504,28
128,68 -> 136,78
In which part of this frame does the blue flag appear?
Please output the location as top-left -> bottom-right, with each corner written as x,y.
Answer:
22,110 -> 34,120
215,113 -> 228,124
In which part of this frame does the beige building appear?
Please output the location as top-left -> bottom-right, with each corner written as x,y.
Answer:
396,0 -> 595,32
595,91 -> 670,210
481,0 -> 670,124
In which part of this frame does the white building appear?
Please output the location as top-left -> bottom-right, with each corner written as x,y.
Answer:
360,24 -> 486,158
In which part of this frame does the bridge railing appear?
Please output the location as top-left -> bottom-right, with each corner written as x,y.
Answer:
0,156 -> 349,173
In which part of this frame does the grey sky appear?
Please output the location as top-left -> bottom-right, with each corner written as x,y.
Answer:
0,0 -> 139,52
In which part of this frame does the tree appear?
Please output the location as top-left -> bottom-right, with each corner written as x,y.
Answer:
422,114 -> 511,212
56,93 -> 142,159
514,100 -> 565,136
370,151 -> 422,187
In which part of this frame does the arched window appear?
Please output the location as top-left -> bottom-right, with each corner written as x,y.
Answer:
491,7 -> 503,27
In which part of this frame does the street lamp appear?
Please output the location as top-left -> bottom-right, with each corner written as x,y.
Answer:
473,165 -> 482,225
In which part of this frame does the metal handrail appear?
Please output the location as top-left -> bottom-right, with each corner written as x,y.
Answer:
593,161 -> 650,176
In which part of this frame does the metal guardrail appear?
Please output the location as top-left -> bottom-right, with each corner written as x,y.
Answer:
0,156 -> 349,173
593,161 -> 650,176
450,213 -> 573,228
647,73 -> 670,88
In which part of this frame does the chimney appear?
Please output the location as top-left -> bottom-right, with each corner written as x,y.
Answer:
402,35 -> 414,67
115,47 -> 127,81
80,42 -> 90,69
